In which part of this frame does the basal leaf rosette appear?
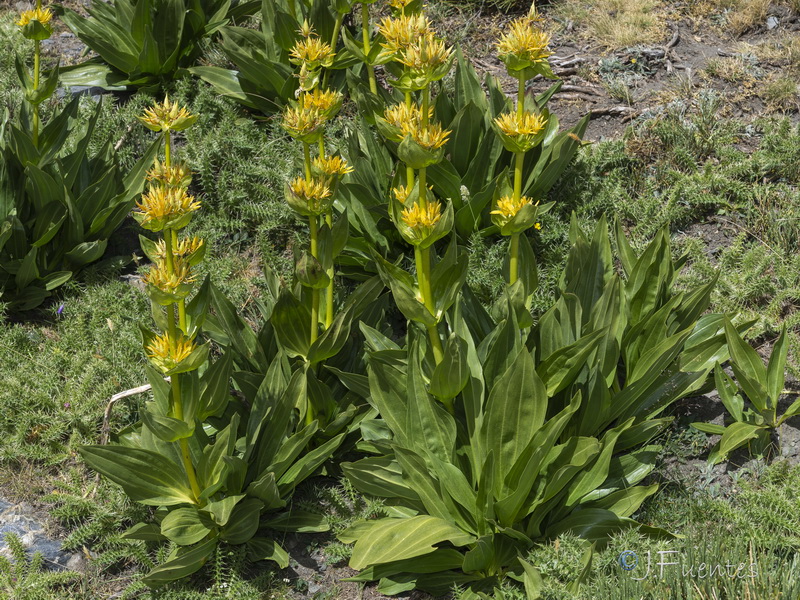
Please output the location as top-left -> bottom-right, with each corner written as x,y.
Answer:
134,186 -> 201,232
492,110 -> 548,154
391,188 -> 454,248
285,176 -> 333,217
143,329 -> 209,376
17,7 -> 53,40
138,96 -> 197,132
496,13 -> 556,80
144,256 -> 195,305
397,121 -> 451,170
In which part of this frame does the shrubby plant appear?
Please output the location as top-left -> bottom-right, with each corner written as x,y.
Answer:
78,97 -> 355,587
692,322 -> 800,463
0,4 -> 158,309
59,0 -> 258,90
339,214 -> 740,595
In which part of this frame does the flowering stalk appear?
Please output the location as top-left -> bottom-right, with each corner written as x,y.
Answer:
17,3 -> 54,148
492,11 -> 554,287
137,97 -> 203,503
415,245 -> 443,365
361,2 -> 378,94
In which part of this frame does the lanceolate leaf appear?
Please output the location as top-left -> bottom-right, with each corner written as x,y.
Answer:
349,516 -> 476,570
79,446 -> 195,506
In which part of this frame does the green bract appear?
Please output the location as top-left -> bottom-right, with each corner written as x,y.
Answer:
397,134 -> 446,169
339,217 -> 736,595
21,19 -> 52,41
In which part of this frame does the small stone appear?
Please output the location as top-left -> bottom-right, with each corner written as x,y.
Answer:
66,552 -> 88,573
20,532 -> 36,547
767,16 -> 779,29
308,582 -> 322,594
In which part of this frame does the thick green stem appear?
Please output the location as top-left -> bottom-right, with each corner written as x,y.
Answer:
309,216 -> 320,344
517,74 -> 526,119
418,167 -> 427,210
32,41 -> 40,147
173,375 -> 202,502
303,143 -> 312,181
513,150 -> 524,201
324,211 -> 334,329
173,230 -> 187,331
509,233 -> 520,285
322,13 -> 345,89
415,246 -> 443,365
164,130 -> 172,167
422,85 -> 430,128
361,2 -> 377,95
308,216 -> 320,425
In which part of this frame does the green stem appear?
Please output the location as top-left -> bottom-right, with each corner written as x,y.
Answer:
517,74 -> 526,119
303,143 -> 312,181
32,41 -> 40,147
162,232 -> 178,353
324,211 -> 334,329
509,233 -> 520,285
173,230 -> 187,332
513,150 -> 524,201
415,246 -> 443,365
164,131 -> 172,167
422,85 -> 430,128
418,167 -> 427,210
361,2 -> 377,95
322,12 -> 345,89
309,216 -> 320,345
172,375 -> 202,502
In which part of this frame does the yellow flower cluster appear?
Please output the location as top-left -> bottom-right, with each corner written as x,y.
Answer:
398,33 -> 452,72
496,15 -> 552,65
288,176 -> 333,216
144,256 -> 196,296
290,35 -> 335,69
313,155 -> 353,179
147,161 -> 192,188
138,96 -> 197,132
145,332 -> 198,373
152,236 -> 205,261
378,14 -> 430,56
401,199 -> 442,230
135,186 -> 201,229
17,7 -> 53,27
388,0 -> 417,11
494,111 -> 547,138
491,195 -> 532,221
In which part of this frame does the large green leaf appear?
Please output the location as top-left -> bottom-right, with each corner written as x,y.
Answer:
348,516 -> 476,570
79,445 -> 195,506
